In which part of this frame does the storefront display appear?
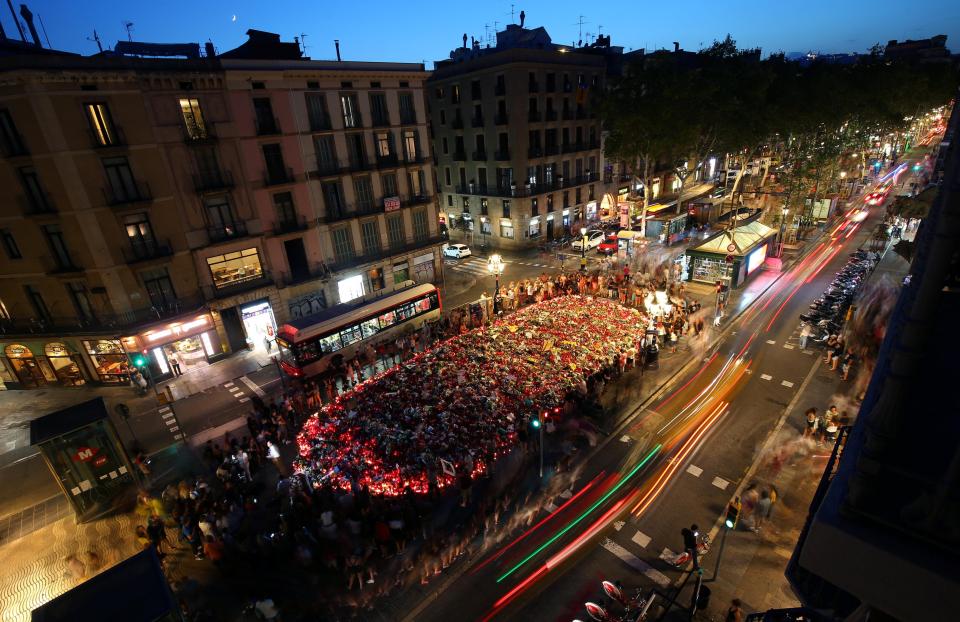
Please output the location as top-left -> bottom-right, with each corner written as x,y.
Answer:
44,342 -> 85,386
125,313 -> 221,380
528,216 -> 541,238
83,340 -> 130,384
241,300 -> 278,355
5,343 -> 47,388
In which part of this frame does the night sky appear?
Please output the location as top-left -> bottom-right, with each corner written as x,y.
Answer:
6,0 -> 958,65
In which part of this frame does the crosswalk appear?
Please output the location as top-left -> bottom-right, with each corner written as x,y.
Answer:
445,256 -> 560,276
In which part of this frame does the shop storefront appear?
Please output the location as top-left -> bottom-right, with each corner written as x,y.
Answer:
685,221 -> 776,289
2,341 -> 89,388
83,339 -> 130,384
4,343 -> 47,388
44,342 -> 86,386
585,201 -> 598,221
241,300 -> 277,356
528,216 -> 542,239
125,313 -> 222,381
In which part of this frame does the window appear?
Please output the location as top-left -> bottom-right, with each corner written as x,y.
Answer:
531,198 -> 538,217
441,137 -> 448,155
19,166 -> 52,213
179,98 -> 206,139
206,248 -> 264,288
462,196 -> 471,211
563,190 -> 570,208
142,267 -> 177,308
322,182 -> 345,216
450,84 -> 460,104
337,274 -> 364,303
253,97 -> 277,134
546,72 -> 556,92
392,262 -> 409,284
103,156 -> 138,201
471,80 -> 482,100
314,135 -> 337,173
43,224 -> 75,269
447,195 -> 453,206
0,109 -> 26,156
124,213 -> 157,258
439,110 -> 446,125
354,177 -> 374,209
305,93 -> 330,130
387,215 -> 404,248
399,92 -> 416,124
434,87 -> 444,100
369,92 -> 389,126
546,194 -> 554,212
24,285 -> 51,321
403,129 -> 419,161
85,102 -> 118,146
262,144 -> 288,181
381,173 -> 398,197
204,196 -> 236,229
331,227 -> 354,259
367,267 -> 385,292
444,167 -> 451,186
273,192 -> 297,227
480,197 -> 489,216
361,220 -> 381,254
1,229 -> 21,259
375,131 -> 393,158
412,210 -> 428,241
496,74 -> 506,94
500,221 -> 514,239
502,199 -> 511,219
340,93 -> 360,128
194,146 -> 221,183
66,282 -> 95,321
347,133 -> 366,168
408,169 -> 425,197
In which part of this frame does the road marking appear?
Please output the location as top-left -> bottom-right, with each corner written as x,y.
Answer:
712,476 -> 730,490
619,435 -> 632,443
239,375 -> 267,397
613,520 -> 626,531
760,374 -> 773,381
559,489 -> 573,499
631,530 -> 652,548
686,464 -> 703,477
660,547 -> 676,561
161,412 -> 174,419
224,382 -> 235,388
783,344 -> 795,350
229,386 -> 242,394
544,501 -> 558,513
173,433 -> 184,440
238,397 -> 251,403
169,426 -> 179,432
804,349 -> 815,355
766,339 -> 776,345
602,539 -> 670,587
781,380 -> 795,388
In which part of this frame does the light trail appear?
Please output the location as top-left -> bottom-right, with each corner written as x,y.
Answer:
804,245 -> 844,284
844,222 -> 862,240
648,352 -> 719,415
655,353 -> 737,436
469,471 -> 607,575
495,445 -> 662,583
765,243 -> 835,331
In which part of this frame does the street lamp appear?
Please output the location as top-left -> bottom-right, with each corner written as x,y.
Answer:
839,170 -> 847,198
580,226 -> 588,272
530,412 -> 544,478
487,253 -> 504,316
777,207 -> 789,257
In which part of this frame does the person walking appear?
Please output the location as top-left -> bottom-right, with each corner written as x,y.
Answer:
725,598 -> 744,622
755,489 -> 773,532
799,324 -> 812,350
681,524 -> 701,570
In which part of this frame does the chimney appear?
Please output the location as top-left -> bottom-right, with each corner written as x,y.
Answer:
673,41 -> 680,52
204,41 -> 216,58
334,39 -> 341,61
19,4 -> 40,46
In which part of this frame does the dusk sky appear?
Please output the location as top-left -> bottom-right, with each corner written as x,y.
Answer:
6,0 -> 959,64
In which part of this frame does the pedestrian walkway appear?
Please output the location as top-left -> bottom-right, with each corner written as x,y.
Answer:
444,255 -> 562,276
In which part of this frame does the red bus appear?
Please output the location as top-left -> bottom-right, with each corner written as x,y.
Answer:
275,283 -> 441,378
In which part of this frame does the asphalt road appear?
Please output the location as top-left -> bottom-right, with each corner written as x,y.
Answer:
413,174 -> 904,622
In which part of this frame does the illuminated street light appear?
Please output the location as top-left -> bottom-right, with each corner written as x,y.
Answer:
487,253 -> 505,315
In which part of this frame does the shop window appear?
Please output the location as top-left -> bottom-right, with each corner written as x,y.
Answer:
82,339 -> 129,384
337,274 -> 364,303
206,248 -> 263,288
500,221 -> 514,239
392,262 -> 409,284
44,342 -> 85,386
368,267 -> 385,291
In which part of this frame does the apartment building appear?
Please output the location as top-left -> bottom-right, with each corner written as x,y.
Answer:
0,30 -> 442,390
428,24 -> 624,249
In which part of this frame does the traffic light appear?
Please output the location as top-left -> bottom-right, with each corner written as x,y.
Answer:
132,354 -> 147,368
530,416 -> 541,429
724,497 -> 741,529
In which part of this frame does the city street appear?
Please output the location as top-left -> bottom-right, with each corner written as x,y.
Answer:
410,182 -> 895,622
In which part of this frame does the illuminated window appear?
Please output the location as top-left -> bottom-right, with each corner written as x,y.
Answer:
337,274 -> 364,303
85,103 -> 117,146
179,98 -> 207,139
206,248 -> 263,288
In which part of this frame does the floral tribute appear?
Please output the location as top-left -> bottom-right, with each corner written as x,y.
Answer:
294,296 -> 648,496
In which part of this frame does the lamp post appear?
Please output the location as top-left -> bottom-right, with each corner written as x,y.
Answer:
580,226 -> 588,272
530,412 -> 544,478
777,207 -> 789,257
487,253 -> 504,316
839,170 -> 847,198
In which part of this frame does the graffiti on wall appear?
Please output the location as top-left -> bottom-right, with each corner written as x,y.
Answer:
288,291 -> 328,320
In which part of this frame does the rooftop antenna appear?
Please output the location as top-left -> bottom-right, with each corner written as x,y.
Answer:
574,15 -> 588,43
484,23 -> 489,44
38,12 -> 52,48
123,20 -> 133,42
87,28 -> 103,52
298,32 -> 308,55
510,4 -> 515,23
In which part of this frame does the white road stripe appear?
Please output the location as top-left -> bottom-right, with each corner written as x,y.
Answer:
239,375 -> 267,397
602,539 -> 670,587
620,435 -> 632,443
173,433 -> 184,440
632,530 -> 652,548
228,386 -> 242,393
613,521 -> 625,531
686,464 -> 703,477
783,344 -> 795,350
781,380 -> 795,388
766,340 -> 776,345
760,374 -> 773,381
712,476 -> 730,490
224,382 -> 235,388
169,426 -> 179,432
238,397 -> 251,403
161,412 -> 174,419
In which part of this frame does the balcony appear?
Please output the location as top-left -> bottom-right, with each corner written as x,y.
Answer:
327,233 -> 445,273
276,262 -> 331,288
309,114 -> 332,132
451,116 -> 464,130
103,180 -> 152,207
264,167 -> 295,186
375,153 -> 399,169
88,126 -> 127,149
122,239 -> 173,264
346,157 -> 374,172
207,220 -> 249,244
494,112 -> 508,125
495,83 -> 506,96
471,115 -> 485,128
528,110 -> 541,122
19,193 -> 56,216
321,203 -> 383,224
452,150 -> 467,162
313,160 -> 344,177
203,271 -> 273,301
495,149 -> 510,161
528,146 -> 543,159
472,150 -> 487,161
255,116 -> 281,135
193,170 -> 235,194
403,193 -> 431,207
183,123 -> 216,144
270,215 -> 310,236
545,110 -> 558,122
46,259 -> 84,275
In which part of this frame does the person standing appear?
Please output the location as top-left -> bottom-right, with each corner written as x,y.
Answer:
725,598 -> 744,622
755,490 -> 773,532
169,351 -> 183,377
799,324 -> 812,350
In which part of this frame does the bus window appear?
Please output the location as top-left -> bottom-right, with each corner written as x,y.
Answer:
360,318 -> 379,339
298,341 -> 321,363
396,302 -> 416,321
378,310 -> 397,329
277,338 -> 296,361
318,333 -> 342,354
414,296 -> 432,313
340,324 -> 364,346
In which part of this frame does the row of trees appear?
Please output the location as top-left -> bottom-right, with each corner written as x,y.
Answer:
602,35 -> 958,233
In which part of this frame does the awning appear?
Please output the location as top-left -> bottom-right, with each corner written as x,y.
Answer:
692,220 -> 776,256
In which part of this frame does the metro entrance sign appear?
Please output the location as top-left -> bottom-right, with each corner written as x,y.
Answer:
727,243 -> 737,253
73,446 -> 100,462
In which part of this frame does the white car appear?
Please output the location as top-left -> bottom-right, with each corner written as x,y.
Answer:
443,243 -> 472,259
571,230 -> 605,251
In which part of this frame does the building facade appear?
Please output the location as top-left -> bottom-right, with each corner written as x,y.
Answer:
428,25 -> 623,249
0,31 -> 443,390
